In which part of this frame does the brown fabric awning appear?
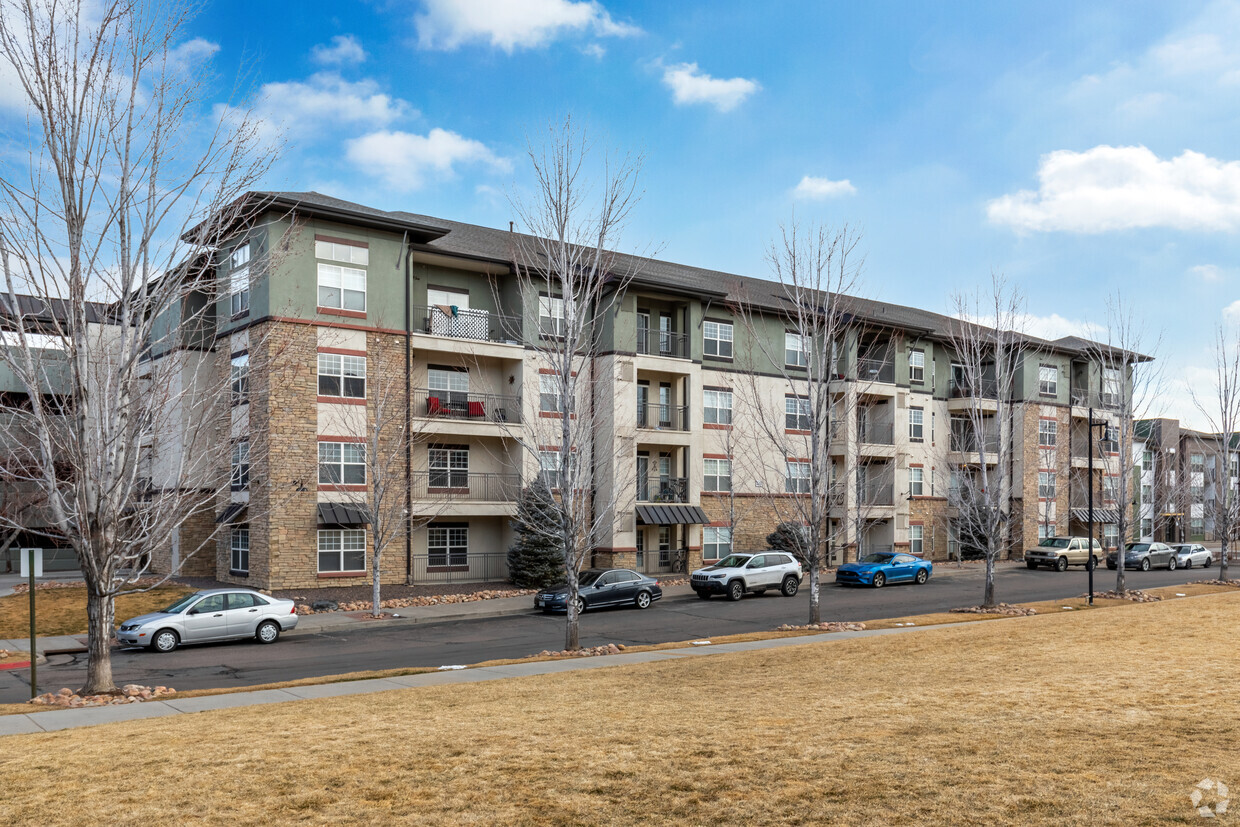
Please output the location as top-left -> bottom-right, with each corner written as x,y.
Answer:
317,502 -> 371,526
636,504 -> 709,525
1070,508 -> 1118,525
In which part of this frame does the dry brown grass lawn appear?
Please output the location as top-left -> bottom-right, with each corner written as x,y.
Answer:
0,592 -> 1237,825
0,586 -> 192,639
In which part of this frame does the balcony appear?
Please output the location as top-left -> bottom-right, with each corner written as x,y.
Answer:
859,482 -> 894,507
950,432 -> 1000,453
411,471 -> 522,501
414,305 -> 521,345
949,379 -> 998,399
637,403 -> 689,431
858,420 -> 894,445
857,357 -> 894,384
637,476 -> 688,503
636,329 -> 688,359
416,389 -> 521,423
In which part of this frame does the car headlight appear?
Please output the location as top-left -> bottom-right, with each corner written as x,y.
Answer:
710,574 -> 726,580
553,593 -> 567,599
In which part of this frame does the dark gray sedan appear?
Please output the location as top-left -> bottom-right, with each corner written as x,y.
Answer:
116,588 -> 299,652
534,569 -> 662,614
1106,542 -> 1176,571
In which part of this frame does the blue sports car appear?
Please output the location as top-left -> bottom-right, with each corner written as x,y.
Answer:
835,552 -> 933,588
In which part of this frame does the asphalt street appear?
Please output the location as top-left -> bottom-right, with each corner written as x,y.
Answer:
0,563 -> 1218,702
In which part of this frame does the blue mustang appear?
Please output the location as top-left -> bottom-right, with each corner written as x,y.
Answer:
836,552 -> 933,588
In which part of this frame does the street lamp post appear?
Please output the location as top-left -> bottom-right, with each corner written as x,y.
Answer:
1086,408 -> 1109,606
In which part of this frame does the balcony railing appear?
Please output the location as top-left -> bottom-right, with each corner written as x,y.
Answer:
857,357 -> 895,384
410,552 -> 508,583
414,305 -> 522,345
950,432 -> 1000,453
637,476 -> 688,503
411,471 -> 522,502
950,379 -> 998,399
637,403 -> 689,431
1071,388 -> 1091,407
636,328 -> 688,359
859,482 -> 894,507
416,389 -> 521,423
858,420 -> 894,445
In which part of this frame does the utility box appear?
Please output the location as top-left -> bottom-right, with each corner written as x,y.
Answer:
19,548 -> 42,578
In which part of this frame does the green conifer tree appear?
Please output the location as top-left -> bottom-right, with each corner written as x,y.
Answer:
507,481 -> 565,587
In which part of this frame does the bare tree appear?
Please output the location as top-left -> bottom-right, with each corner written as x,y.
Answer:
1191,325 -> 1240,581
0,0 -> 273,693
505,118 -> 644,650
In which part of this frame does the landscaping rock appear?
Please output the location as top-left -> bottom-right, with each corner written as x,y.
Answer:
1083,590 -> 1161,603
1189,579 -> 1240,588
532,643 -> 625,659
776,622 -> 867,632
951,603 -> 1038,616
29,684 -> 176,707
294,588 -> 540,615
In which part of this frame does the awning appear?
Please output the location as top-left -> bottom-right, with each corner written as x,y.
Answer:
216,503 -> 247,524
1070,508 -> 1119,525
317,502 -> 371,526
636,504 -> 709,525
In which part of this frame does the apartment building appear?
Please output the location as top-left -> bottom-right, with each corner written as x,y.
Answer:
136,191 -> 1140,590
1136,418 -> 1240,543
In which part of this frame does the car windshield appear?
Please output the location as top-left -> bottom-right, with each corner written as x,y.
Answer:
860,553 -> 894,564
1125,543 -> 1150,552
159,593 -> 200,614
715,555 -> 753,568
1038,538 -> 1070,548
578,571 -> 603,587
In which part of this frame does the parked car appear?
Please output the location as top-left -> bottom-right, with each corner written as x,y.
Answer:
835,552 -> 933,588
1171,543 -> 1214,569
1024,536 -> 1103,571
690,552 -> 803,601
116,589 -> 298,653
534,569 -> 662,614
1107,541 -> 1177,571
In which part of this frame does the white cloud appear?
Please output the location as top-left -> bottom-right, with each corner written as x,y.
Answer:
258,73 -> 410,132
987,145 -> 1240,233
661,62 -> 759,112
168,37 -> 220,69
579,43 -> 606,59
415,0 -> 639,52
793,176 -> 856,199
1190,264 -> 1224,282
312,35 -> 367,65
1225,299 -> 1240,324
344,128 -> 510,190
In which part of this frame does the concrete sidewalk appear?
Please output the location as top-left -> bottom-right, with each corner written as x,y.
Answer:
0,623 -> 932,736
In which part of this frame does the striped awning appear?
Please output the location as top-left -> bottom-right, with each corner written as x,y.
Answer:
1070,508 -> 1119,525
317,502 -> 371,526
216,503 -> 247,524
636,504 -> 709,525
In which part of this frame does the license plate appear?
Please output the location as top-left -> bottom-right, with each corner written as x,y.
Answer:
535,598 -> 543,607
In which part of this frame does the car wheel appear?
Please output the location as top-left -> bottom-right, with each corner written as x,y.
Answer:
727,580 -> 745,601
1141,558 -> 1151,572
1205,556 -> 1213,568
1167,557 -> 1177,571
1107,563 -> 1117,570
1181,558 -> 1191,569
634,591 -> 652,610
781,576 -> 799,597
872,572 -> 886,588
1055,556 -> 1069,572
1026,561 -> 1038,570
696,590 -> 712,600
573,597 -> 586,615
151,629 -> 179,653
1091,555 -> 1099,569
915,569 -> 929,585
256,620 -> 281,644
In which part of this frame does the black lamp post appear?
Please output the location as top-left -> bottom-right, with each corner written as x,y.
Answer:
1086,408 -> 1109,606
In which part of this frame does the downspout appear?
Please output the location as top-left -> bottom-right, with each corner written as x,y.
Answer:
403,235 -> 413,583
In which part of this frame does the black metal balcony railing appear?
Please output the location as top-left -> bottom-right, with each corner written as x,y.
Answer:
827,483 -> 846,506
1071,388 -> 1091,407
857,357 -> 895,384
411,471 -> 522,501
859,482 -> 895,506
949,379 -> 999,399
637,476 -> 688,503
858,421 -> 894,445
950,432 -> 1000,453
416,389 -> 521,423
414,305 -> 522,344
637,403 -> 689,431
411,552 -> 508,582
636,328 -> 688,359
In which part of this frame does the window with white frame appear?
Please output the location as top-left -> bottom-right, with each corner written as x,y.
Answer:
230,526 -> 249,573
231,353 -> 249,404
703,320 -> 733,358
909,349 -> 925,383
318,528 -> 366,572
315,239 -> 369,267
1038,523 -> 1051,541
909,524 -> 923,556
1102,426 -> 1119,453
703,526 -> 732,560
703,389 -> 733,425
427,524 -> 468,567
1191,517 -> 1204,533
1038,471 -> 1056,499
1102,367 -> 1121,405
429,446 -> 469,488
785,332 -> 807,367
229,244 -> 250,316
704,459 -> 732,492
1103,523 -> 1119,548
1038,364 -> 1057,396
1142,484 -> 1152,503
909,407 -> 924,442
1141,518 -> 1153,537
539,295 -> 565,337
1038,419 -> 1057,447
909,467 -> 924,496
1103,475 -> 1118,502
317,263 -> 367,312
318,353 -> 366,399
539,374 -> 561,413
231,441 -> 249,490
539,450 -> 561,489
785,460 -> 811,494
319,441 -> 366,486
785,396 -> 811,430
1143,449 -> 1154,467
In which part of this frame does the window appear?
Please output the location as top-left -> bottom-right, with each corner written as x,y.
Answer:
1141,484 -> 1152,503
1038,472 -> 1056,499
785,396 -> 811,430
1143,449 -> 1154,467
1038,419 -> 1057,447
1191,517 -> 1204,533
909,349 -> 924,383
1038,523 -> 1051,541
1103,524 -> 1119,549
428,368 -> 469,395
1103,475 -> 1118,503
319,441 -> 366,486
1142,518 -> 1153,537
909,407 -> 924,442
317,263 -> 366,312
429,447 -> 468,488
786,460 -> 811,494
318,529 -> 366,572
230,353 -> 249,404
230,526 -> 249,573
315,239 -> 369,266
231,441 -> 249,490
1102,367 -> 1121,406
1038,364 -> 1057,396
539,295 -> 565,337
1190,453 -> 1205,471
703,389 -> 732,425
539,450 -> 560,489
704,459 -> 732,492
1101,426 -> 1119,453
318,353 -> 366,399
703,320 -> 733,358
909,525 -> 923,556
785,332 -> 807,367
229,244 -> 250,316
427,524 -> 468,568
539,374 -> 561,413
909,467 -> 924,496
703,526 -> 732,560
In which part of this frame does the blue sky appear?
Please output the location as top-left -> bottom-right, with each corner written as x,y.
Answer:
189,0 -> 1240,426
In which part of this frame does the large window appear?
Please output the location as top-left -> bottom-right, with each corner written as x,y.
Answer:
785,396 -> 811,431
318,353 -> 366,399
427,524 -> 468,568
1039,419 -> 1057,447
909,407 -> 924,442
1102,367 -> 1121,406
1038,471 -> 1056,499
703,389 -> 732,425
1101,426 -> 1119,453
1141,518 -> 1153,537
1142,484 -> 1152,503
428,367 -> 469,395
230,353 -> 249,405
429,447 -> 469,488
785,460 -> 811,494
703,526 -> 732,561
230,526 -> 249,574
1038,365 -> 1058,396
909,525 -> 923,556
785,332 -> 807,368
703,320 -> 733,358
909,467 -> 924,496
1102,475 -> 1118,503
319,441 -> 366,486
231,441 -> 249,490
704,458 -> 732,492
315,239 -> 369,267
539,450 -> 561,489
318,529 -> 366,572
317,264 -> 367,312
539,374 -> 561,413
229,244 -> 250,316
1143,449 -> 1154,467
1103,523 -> 1119,549
908,349 -> 924,383
539,295 -> 565,337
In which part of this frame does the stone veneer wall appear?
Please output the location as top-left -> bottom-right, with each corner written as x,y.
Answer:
907,496 -> 951,561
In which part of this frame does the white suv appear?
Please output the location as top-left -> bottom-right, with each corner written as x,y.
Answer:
690,552 -> 804,602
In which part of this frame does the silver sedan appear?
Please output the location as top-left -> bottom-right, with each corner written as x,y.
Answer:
116,588 -> 299,652
1172,544 -> 1214,569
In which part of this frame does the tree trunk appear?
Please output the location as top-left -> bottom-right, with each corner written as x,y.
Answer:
983,552 -> 996,607
1116,554 -> 1126,594
1221,536 -> 1230,582
565,579 -> 579,650
371,548 -> 382,618
808,563 -> 820,625
82,585 -> 117,695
